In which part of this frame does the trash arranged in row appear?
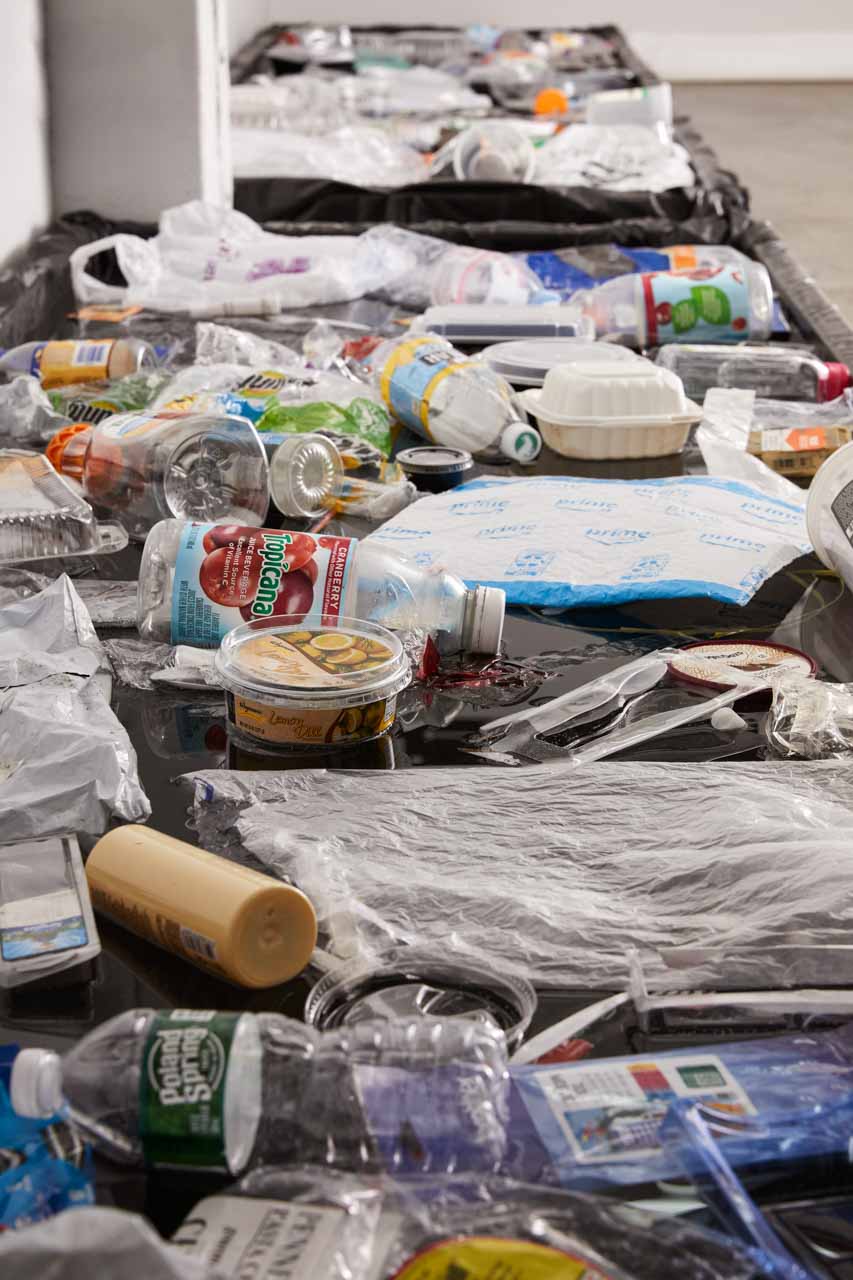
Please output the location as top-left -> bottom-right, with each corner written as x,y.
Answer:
2,35 -> 853,1273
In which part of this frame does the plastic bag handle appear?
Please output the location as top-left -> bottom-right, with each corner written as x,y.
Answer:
69,235 -> 131,305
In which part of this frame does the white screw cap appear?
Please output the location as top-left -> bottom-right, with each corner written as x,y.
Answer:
10,1047 -> 63,1119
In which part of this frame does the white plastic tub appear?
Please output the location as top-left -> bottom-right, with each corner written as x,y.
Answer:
519,360 -> 701,460
806,440 -> 853,591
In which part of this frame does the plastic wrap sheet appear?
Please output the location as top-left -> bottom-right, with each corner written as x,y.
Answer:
378,1175 -> 761,1280
180,761 -> 853,989
0,1206 -> 216,1279
0,577 -> 149,839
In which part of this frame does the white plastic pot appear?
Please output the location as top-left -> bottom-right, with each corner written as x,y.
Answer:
806,440 -> 853,590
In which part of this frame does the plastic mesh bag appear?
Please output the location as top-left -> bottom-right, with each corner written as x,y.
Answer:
180,760 -> 853,989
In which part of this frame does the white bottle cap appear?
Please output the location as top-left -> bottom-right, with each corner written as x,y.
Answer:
10,1048 -> 63,1119
500,421 -> 542,463
464,586 -> 506,654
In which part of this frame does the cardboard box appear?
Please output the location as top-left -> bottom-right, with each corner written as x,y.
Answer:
748,424 -> 853,479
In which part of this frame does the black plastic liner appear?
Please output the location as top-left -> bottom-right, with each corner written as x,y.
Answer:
233,117 -> 748,234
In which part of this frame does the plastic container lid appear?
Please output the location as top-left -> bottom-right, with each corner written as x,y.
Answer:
396,445 -> 474,478
669,641 -> 817,691
452,121 -> 536,182
522,360 -> 701,428
481,338 -> 643,387
305,947 -> 536,1050
10,1048 -> 63,1119
217,616 -> 411,712
269,433 -> 343,519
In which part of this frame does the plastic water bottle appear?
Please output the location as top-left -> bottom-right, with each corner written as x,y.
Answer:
44,411 -> 270,541
656,344 -> 851,402
137,518 -> 506,653
368,334 -> 542,461
10,1010 -> 508,1177
576,262 -> 774,347
0,338 -> 153,389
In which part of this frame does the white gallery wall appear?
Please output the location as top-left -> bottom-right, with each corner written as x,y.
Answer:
0,1 -> 51,266
229,0 -> 853,79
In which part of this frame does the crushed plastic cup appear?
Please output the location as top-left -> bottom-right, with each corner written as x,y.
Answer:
451,122 -> 536,183
0,450 -> 128,565
519,361 -> 701,459
430,247 -> 545,307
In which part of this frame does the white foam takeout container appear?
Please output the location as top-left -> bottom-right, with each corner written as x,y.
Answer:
519,360 -> 702,460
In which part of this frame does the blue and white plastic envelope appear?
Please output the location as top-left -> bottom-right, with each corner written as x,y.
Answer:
369,474 -> 811,609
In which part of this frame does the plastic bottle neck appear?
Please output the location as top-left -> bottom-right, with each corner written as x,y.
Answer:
46,421 -> 93,480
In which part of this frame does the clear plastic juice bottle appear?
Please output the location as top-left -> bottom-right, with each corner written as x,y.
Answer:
45,411 -> 270,541
137,518 -> 505,653
577,262 -> 774,347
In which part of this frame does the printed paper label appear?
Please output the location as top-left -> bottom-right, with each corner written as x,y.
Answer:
642,266 -> 751,344
170,523 -> 356,646
139,1011 -> 240,1169
33,340 -> 115,387
173,1196 -> 345,1278
0,889 -> 87,961
523,1053 -> 756,1164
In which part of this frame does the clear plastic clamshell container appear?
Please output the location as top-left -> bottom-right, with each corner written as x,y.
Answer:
0,449 -> 128,565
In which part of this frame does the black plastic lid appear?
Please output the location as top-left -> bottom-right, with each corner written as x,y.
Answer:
396,445 -> 474,476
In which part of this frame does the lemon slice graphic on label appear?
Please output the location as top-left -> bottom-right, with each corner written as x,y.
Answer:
312,633 -> 354,652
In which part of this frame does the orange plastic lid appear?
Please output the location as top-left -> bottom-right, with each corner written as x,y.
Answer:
45,421 -> 91,477
534,87 -> 569,116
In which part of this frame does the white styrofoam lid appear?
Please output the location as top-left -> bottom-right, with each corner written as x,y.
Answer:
482,338 -> 644,382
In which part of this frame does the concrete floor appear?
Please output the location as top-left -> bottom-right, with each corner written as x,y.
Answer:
673,83 -> 853,321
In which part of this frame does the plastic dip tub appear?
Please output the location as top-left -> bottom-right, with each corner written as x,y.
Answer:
217,617 -> 411,750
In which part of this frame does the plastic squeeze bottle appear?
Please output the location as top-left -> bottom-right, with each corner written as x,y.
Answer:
368,334 -> 542,461
577,262 -> 774,347
85,825 -> 318,989
656,344 -> 851,403
0,338 -> 153,389
137,519 -> 506,653
10,1011 -> 508,1176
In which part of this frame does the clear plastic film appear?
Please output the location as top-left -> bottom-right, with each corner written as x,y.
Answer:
0,577 -> 149,839
0,375 -> 67,443
193,321 -> 302,370
179,760 -> 853,989
375,1175 -> 760,1280
173,1167 -> 383,1280
533,124 -> 695,192
0,1206 -> 217,1279
765,675 -> 853,759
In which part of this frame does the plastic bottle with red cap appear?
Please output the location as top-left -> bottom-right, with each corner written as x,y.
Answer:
656,343 -> 851,402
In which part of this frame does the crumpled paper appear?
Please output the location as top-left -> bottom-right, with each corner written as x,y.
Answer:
0,576 -> 149,838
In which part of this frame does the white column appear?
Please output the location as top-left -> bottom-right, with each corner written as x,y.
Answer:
45,0 -> 232,223
0,0 -> 51,263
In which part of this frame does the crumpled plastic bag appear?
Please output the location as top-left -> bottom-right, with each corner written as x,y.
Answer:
69,200 -> 410,314
194,321 -> 301,369
369,472 -> 810,609
766,675 -> 853,759
104,638 -> 221,692
0,375 -> 67,443
0,1206 -> 218,1279
534,124 -> 695,192
0,577 -> 149,838
232,124 -> 429,187
697,387 -> 810,506
178,760 -> 853,990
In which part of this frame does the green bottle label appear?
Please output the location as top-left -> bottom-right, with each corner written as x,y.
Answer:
139,1010 -> 239,1169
